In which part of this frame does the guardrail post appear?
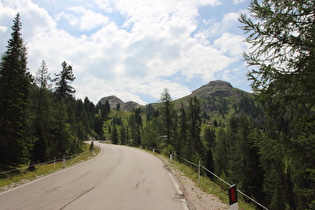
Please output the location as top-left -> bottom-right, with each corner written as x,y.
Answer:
153,148 -> 155,153
170,151 -> 173,163
228,185 -> 238,210
63,154 -> 66,167
198,160 -> 201,182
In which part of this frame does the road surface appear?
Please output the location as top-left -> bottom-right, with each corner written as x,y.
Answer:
0,144 -> 187,210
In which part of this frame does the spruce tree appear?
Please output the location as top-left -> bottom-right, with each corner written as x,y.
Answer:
30,61 -> 52,162
159,88 -> 174,146
53,61 -> 76,101
178,103 -> 188,158
188,96 -> 204,162
240,0 -> 315,208
111,125 -> 118,144
0,14 -> 32,168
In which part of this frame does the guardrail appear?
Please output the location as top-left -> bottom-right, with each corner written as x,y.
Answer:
0,150 -> 95,175
145,146 -> 268,210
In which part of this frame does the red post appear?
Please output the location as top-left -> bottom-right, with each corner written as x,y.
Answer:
228,185 -> 238,209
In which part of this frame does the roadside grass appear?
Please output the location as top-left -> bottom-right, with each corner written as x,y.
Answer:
0,143 -> 100,190
145,150 -> 256,210
171,160 -> 256,210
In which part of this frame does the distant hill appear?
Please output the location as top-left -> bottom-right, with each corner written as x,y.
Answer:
168,80 -> 258,125
98,95 -> 143,111
98,80 -> 254,115
170,80 -> 252,112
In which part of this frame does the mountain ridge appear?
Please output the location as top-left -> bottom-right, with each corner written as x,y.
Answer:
98,95 -> 143,111
97,80 -> 252,112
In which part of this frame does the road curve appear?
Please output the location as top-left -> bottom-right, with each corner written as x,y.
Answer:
0,143 -> 187,210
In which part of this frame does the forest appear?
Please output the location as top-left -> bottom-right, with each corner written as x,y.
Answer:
1,0 -> 315,209
0,14 -> 104,168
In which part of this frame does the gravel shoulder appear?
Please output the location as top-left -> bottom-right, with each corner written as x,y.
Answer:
158,155 -> 229,210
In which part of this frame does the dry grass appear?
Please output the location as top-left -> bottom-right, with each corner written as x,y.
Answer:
0,143 -> 100,191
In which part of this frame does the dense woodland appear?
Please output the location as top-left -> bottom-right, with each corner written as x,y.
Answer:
1,0 -> 315,209
0,14 -> 103,167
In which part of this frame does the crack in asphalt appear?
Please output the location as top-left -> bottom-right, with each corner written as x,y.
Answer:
59,150 -> 124,210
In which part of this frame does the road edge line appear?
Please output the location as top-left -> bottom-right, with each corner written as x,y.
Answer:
0,145 -> 103,196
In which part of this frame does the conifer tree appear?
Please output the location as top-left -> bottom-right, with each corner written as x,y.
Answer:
178,103 -> 188,158
53,61 -> 76,101
188,96 -> 204,161
111,125 -> 118,145
0,14 -> 32,168
159,88 -> 174,146
31,61 -> 52,162
240,0 -> 315,208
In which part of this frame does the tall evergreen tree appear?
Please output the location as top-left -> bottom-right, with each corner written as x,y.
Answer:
188,96 -> 204,161
0,14 -> 32,168
240,0 -> 315,208
30,61 -> 53,162
111,125 -> 118,144
214,128 -> 229,177
119,125 -> 127,145
128,111 -> 141,146
178,103 -> 188,158
204,127 -> 215,177
53,61 -> 76,101
159,88 -> 174,146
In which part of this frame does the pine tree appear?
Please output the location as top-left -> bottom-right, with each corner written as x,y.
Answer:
119,125 -> 127,145
159,88 -> 174,146
204,127 -> 215,177
240,1 -> 315,208
188,96 -> 204,162
111,125 -> 118,145
30,61 -> 52,162
53,61 -> 76,101
214,128 -> 229,177
178,103 -> 188,158
128,112 -> 141,146
0,14 -> 32,168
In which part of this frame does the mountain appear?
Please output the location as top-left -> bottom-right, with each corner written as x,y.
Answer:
192,80 -> 235,98
98,95 -> 143,111
169,80 -> 257,120
98,80 -> 253,114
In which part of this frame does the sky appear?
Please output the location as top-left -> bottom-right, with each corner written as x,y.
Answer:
0,0 -> 252,105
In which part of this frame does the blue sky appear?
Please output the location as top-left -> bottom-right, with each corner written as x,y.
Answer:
0,0 -> 251,104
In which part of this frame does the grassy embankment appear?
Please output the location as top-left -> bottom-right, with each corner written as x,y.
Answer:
0,143 -> 100,190
146,150 -> 256,210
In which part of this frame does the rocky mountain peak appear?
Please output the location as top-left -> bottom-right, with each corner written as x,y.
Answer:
208,80 -> 233,88
191,80 -> 235,98
98,95 -> 142,111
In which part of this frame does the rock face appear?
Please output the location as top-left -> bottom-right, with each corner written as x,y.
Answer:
124,101 -> 142,111
208,80 -> 233,88
191,80 -> 235,99
98,95 -> 142,111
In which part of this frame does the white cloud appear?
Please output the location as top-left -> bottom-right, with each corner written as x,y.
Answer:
0,26 -> 7,33
214,32 -> 249,58
234,0 -> 245,4
95,0 -> 115,13
0,0 -> 250,104
203,11 -> 243,37
60,6 -> 109,31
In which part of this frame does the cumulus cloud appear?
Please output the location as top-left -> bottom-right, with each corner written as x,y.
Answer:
95,0 -> 115,13
234,0 -> 245,4
214,32 -> 250,58
62,6 -> 109,31
0,0 -> 249,104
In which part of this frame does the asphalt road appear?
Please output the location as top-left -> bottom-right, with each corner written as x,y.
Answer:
0,143 -> 187,210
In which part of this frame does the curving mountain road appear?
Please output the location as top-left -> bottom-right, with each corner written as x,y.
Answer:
0,143 -> 188,210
